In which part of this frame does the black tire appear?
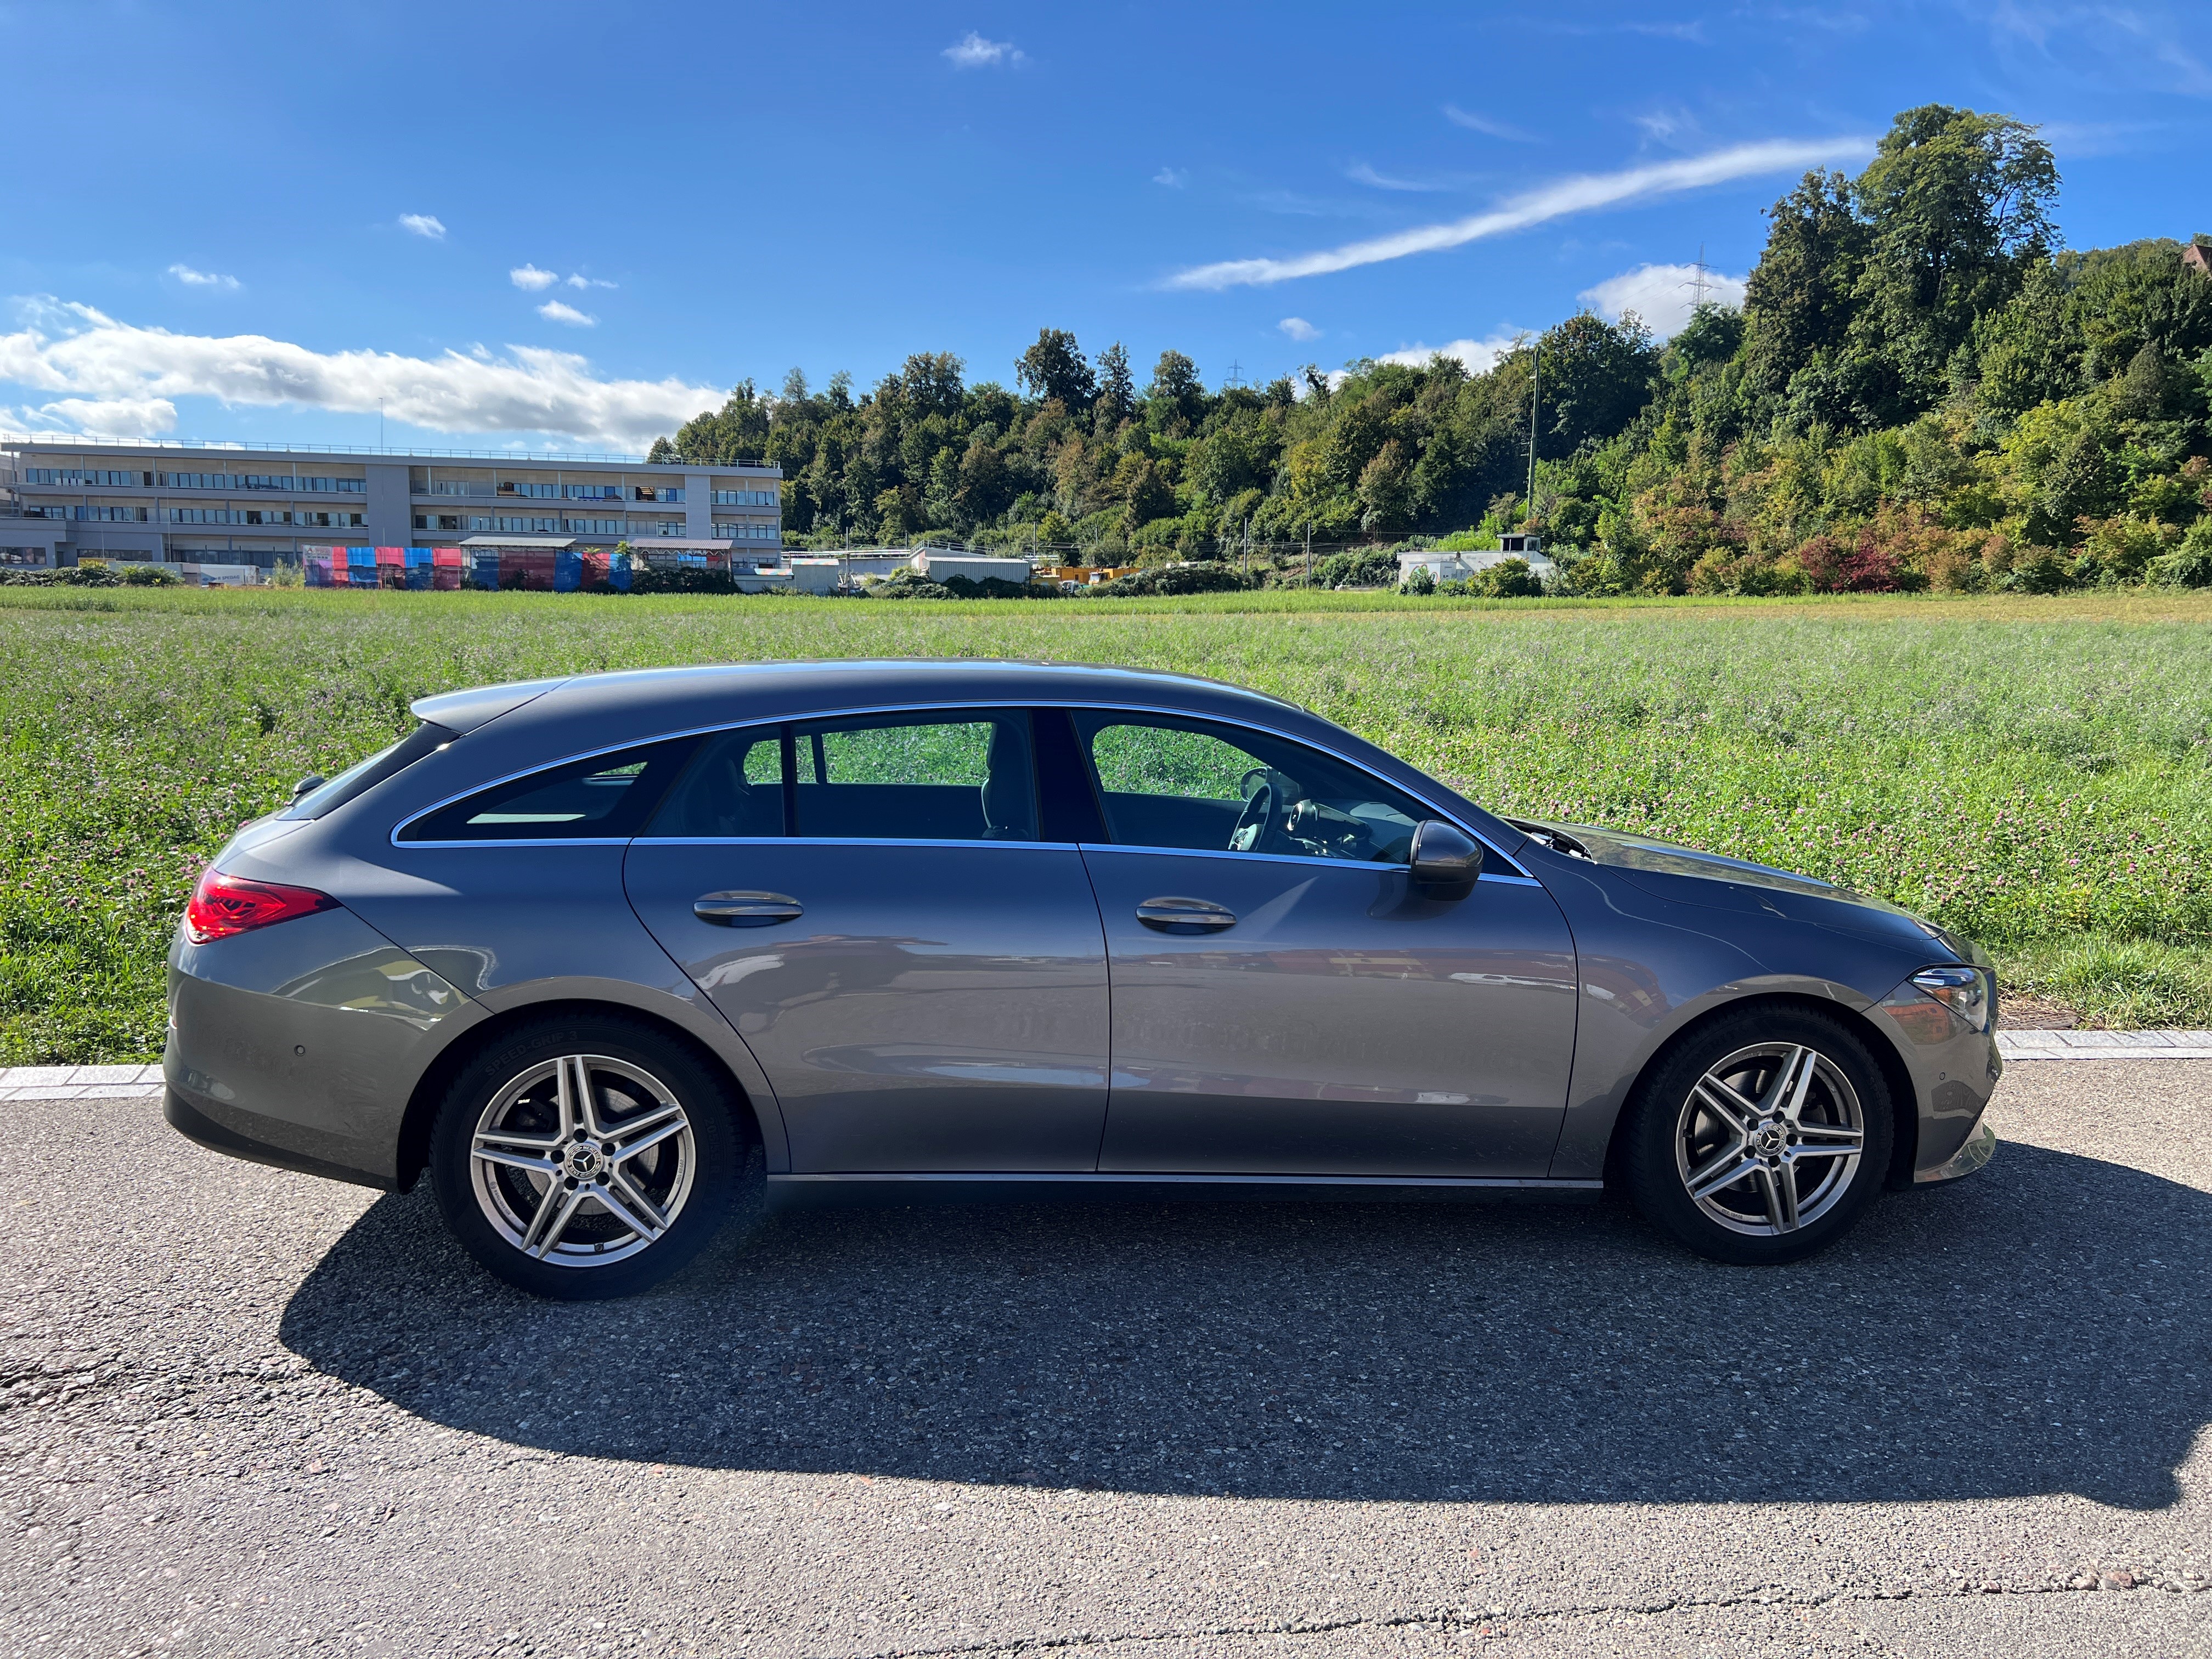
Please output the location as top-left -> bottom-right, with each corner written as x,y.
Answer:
1620,1007 -> 1895,1266
427,1015 -> 752,1300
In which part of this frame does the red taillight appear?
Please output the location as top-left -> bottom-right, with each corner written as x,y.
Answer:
184,868 -> 341,944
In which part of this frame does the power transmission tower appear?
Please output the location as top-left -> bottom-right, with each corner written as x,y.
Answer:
1223,359 -> 1245,390
1682,243 -> 1713,312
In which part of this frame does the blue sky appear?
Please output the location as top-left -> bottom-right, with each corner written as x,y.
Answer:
3,0 -> 2209,455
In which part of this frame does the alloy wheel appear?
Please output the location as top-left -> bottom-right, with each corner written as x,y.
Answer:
1672,1041 -> 1865,1237
467,1054 -> 697,1267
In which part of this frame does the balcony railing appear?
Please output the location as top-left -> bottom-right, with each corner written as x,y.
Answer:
0,432 -> 778,471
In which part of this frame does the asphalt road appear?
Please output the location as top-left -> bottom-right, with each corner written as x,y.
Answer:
5,1064 -> 2209,1658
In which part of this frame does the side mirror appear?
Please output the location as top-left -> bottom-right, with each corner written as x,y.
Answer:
291,774 -> 326,802
1409,820 -> 1480,900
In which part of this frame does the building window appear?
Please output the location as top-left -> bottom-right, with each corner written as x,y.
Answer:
627,520 -> 686,538
496,481 -> 559,499
561,517 -> 626,535
631,486 -> 684,503
414,514 -> 464,532
0,548 -> 50,566
713,522 -> 780,541
66,505 -> 151,522
426,480 -> 495,496
711,489 -> 776,507
562,484 -> 624,500
469,515 -> 564,533
23,468 -> 144,487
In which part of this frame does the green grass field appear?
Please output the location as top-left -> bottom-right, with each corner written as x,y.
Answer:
5,584 -> 2212,1063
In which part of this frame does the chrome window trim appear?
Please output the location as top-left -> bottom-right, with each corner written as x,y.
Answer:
383,696 -> 1536,878
1077,843 -> 1539,884
634,836 -> 1081,853
393,837 -> 635,850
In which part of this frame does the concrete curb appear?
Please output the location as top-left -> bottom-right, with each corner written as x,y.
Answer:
1997,1030 -> 2212,1060
0,1063 -> 165,1101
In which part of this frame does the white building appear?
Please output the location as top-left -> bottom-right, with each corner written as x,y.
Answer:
0,438 -> 781,574
1396,534 -> 1556,588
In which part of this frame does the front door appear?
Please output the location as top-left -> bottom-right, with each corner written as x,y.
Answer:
623,710 -> 1111,1172
1064,709 -> 1578,1177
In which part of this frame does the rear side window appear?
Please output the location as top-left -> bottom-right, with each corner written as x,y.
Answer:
646,725 -> 783,838
399,737 -> 699,842
793,710 -> 1037,842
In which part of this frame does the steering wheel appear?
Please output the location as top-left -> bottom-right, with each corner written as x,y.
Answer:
1229,771 -> 1278,854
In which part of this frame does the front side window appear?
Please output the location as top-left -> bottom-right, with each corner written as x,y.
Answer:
794,711 -> 1036,842
400,737 -> 697,842
1070,710 -> 1430,866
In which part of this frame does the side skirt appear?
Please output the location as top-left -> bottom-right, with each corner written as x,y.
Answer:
765,1172 -> 1605,1212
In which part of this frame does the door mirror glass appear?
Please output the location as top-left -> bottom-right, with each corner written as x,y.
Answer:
1409,819 -> 1481,897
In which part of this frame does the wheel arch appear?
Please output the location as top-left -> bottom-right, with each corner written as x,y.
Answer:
394,997 -> 766,1193
1600,991 -> 1920,1191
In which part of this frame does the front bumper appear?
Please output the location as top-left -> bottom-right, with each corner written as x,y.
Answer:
1912,1114 -> 1996,1185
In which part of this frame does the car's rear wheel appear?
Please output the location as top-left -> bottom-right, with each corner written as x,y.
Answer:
428,1017 -> 748,1299
1621,1008 -> 1894,1265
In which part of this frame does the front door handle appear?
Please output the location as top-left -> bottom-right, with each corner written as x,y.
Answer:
693,891 -> 804,927
1135,896 -> 1237,934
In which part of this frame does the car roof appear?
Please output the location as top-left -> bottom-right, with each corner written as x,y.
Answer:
414,658 -> 1309,736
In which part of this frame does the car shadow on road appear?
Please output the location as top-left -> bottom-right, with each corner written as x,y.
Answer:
278,1141 -> 2209,1509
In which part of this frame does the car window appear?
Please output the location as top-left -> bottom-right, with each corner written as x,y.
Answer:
399,737 -> 698,842
792,710 -> 1036,842
645,725 -> 783,838
1069,710 -> 1430,865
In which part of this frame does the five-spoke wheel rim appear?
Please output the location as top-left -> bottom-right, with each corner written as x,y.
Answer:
469,1055 -> 697,1268
1673,1042 -> 1864,1237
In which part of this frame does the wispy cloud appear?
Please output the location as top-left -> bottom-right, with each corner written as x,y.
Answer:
510,264 -> 558,291
567,274 -> 617,290
1579,262 -> 1749,338
398,213 -> 447,240
1345,162 -> 1447,192
0,297 -> 719,447
536,300 -> 596,326
1278,317 -> 1322,342
943,31 -> 1022,68
167,264 -> 239,291
1442,104 -> 1537,143
1153,166 -> 1188,188
1166,136 -> 1871,290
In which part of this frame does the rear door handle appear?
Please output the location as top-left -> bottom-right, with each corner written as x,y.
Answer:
693,891 -> 804,927
1135,896 -> 1237,933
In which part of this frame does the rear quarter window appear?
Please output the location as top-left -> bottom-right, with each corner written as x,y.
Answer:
398,736 -> 699,843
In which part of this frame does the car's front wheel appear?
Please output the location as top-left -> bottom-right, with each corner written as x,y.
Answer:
428,1017 -> 748,1299
1621,1009 -> 1895,1265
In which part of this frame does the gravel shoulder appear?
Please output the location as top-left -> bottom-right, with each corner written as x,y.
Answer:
4,1064 -> 2208,1657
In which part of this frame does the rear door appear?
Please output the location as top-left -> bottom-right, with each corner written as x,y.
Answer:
622,709 -> 1111,1172
1061,709 -> 1579,1178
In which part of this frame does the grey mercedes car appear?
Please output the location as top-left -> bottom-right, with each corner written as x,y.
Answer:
165,660 -> 2000,1299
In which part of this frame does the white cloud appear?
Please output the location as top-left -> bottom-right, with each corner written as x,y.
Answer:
1153,166 -> 1188,188
567,274 -> 617,290
0,298 -> 721,448
1346,162 -> 1444,191
1166,136 -> 1870,290
399,213 -> 447,240
167,264 -> 239,291
1442,104 -> 1536,143
943,31 -> 1022,67
536,300 -> 596,326
510,264 -> 558,291
1579,261 -> 1748,339
1278,317 -> 1322,342
5,396 -> 181,438
1374,335 -> 1520,375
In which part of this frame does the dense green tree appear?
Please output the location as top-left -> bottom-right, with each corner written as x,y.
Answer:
1015,329 -> 1095,410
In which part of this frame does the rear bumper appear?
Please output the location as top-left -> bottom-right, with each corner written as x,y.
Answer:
165,1082 -> 397,1191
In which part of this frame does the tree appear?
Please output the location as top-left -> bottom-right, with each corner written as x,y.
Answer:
780,367 -> 810,404
1740,169 -> 1871,409
1016,329 -> 1095,410
1093,341 -> 1135,431
1846,105 -> 2058,420
1538,311 -> 1660,454
1147,350 -> 1205,430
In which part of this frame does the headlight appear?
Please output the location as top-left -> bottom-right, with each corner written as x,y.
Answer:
1911,964 -> 1990,1033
